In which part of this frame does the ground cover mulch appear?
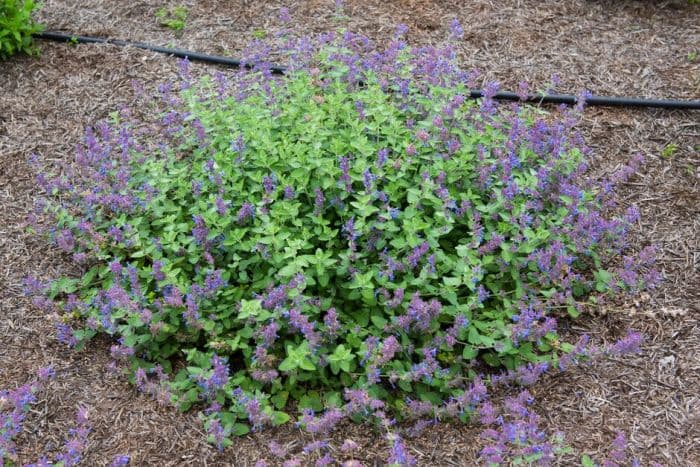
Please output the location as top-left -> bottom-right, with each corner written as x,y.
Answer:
1,1 -> 698,465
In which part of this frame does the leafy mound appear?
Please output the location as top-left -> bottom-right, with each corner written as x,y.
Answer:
31,28 -> 655,445
0,0 -> 43,60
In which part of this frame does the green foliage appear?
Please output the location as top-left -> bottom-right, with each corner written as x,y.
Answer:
155,5 -> 187,31
0,0 -> 43,60
661,143 -> 678,159
251,29 -> 266,39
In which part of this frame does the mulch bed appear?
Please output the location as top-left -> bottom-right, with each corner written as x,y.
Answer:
1,0 -> 698,465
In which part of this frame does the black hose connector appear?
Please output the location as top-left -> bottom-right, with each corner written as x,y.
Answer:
37,31 -> 700,110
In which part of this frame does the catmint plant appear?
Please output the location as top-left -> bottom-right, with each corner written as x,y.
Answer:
27,18 -> 657,465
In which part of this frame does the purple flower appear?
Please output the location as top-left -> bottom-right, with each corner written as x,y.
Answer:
363,168 -> 375,191
355,100 -> 366,119
343,217 -> 359,242
55,229 -> 75,252
152,261 -> 165,281
341,439 -> 359,452
110,455 -> 130,466
283,185 -> 295,199
576,89 -> 593,112
338,156 -> 352,191
260,321 -> 279,346
406,242 -> 429,269
478,234 -> 504,255
476,285 -> 490,304
278,7 -> 291,23
387,287 -> 404,309
231,135 -> 246,155
209,354 -> 230,389
377,148 -> 389,168
268,440 -> 287,458
237,202 -> 255,223
54,407 -> 91,466
251,369 -> 278,383
394,23 -> 409,37
207,418 -> 227,451
56,323 -> 77,347
204,269 -> 226,296
243,396 -> 269,430
314,188 -> 325,215
316,454 -> 334,467
387,435 -> 416,466
624,205 -> 640,224
192,215 -> 209,244
517,81 -> 529,101
303,440 -> 328,454
215,197 -> 229,216
164,285 -> 183,307
449,18 -> 464,40
192,118 -> 207,142
183,293 -> 201,328
263,174 -> 276,194
323,307 -> 340,336
192,180 -> 203,196
604,431 -> 628,465
261,284 -> 288,310
404,292 -> 442,332
608,330 -> 643,356
36,366 -> 56,380
286,307 -> 321,348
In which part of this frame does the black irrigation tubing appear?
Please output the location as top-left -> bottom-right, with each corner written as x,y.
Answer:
37,31 -> 700,110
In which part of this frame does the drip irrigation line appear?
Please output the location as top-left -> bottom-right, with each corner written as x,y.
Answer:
37,31 -> 700,110
37,31 -> 287,74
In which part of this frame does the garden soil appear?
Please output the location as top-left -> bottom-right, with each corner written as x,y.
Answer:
0,0 -> 698,465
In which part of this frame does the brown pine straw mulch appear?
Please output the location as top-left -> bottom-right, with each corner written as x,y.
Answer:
1,0 -> 698,465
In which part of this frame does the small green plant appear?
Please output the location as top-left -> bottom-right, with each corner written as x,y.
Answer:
661,143 -> 678,159
155,5 -> 187,32
251,29 -> 266,40
0,0 -> 44,60
687,50 -> 698,63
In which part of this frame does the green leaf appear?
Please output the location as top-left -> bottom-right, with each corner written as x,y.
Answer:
299,391 -> 323,411
370,314 -> 387,329
278,357 -> 297,372
567,305 -> 581,318
271,391 -> 289,410
231,423 -> 250,436
238,299 -> 262,320
51,277 -> 78,297
271,411 -> 290,426
443,276 -> 461,287
80,266 -> 99,287
462,345 -> 478,360
299,358 -> 316,371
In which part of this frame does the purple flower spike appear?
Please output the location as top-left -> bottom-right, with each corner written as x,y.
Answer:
449,18 -> 464,40
110,455 -> 130,466
237,202 -> 255,223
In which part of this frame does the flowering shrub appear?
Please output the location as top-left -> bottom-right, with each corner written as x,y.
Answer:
28,21 -> 657,463
0,0 -> 43,60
